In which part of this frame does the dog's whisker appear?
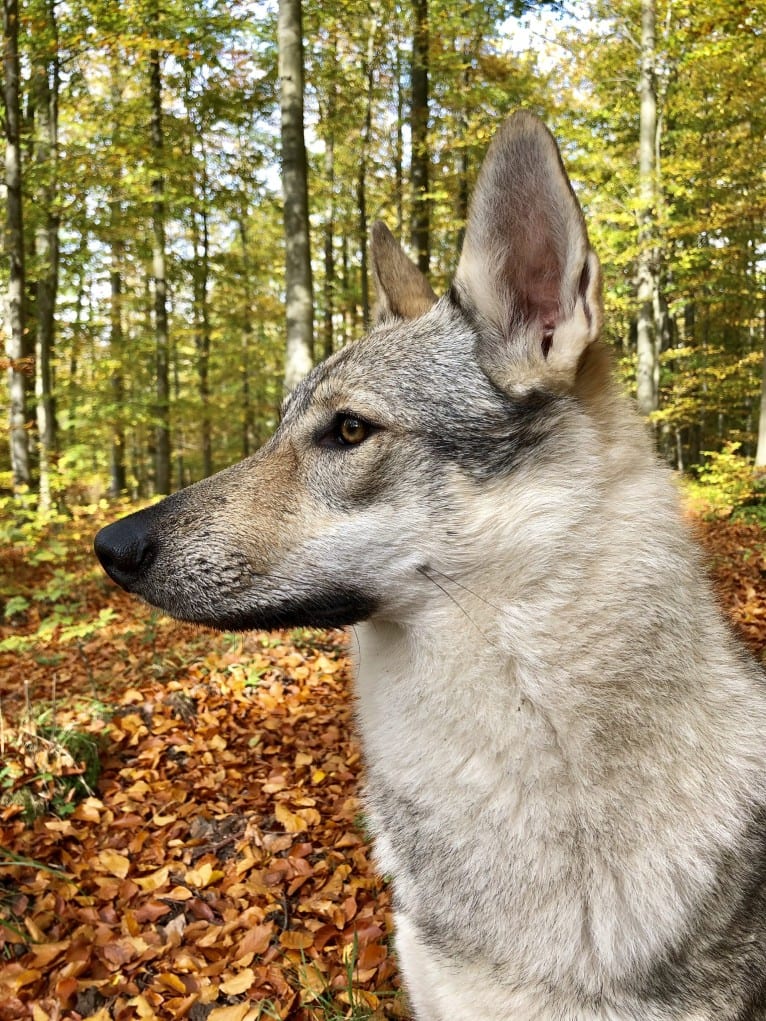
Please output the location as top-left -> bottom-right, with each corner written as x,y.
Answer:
416,565 -> 500,649
421,564 -> 506,615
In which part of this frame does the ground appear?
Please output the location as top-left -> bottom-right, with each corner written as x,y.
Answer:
1,506 -> 765,1021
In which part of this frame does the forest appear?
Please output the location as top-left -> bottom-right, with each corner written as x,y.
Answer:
2,0 -> 766,1018
2,0 -> 765,506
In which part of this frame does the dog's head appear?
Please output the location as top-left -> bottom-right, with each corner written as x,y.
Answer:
95,112 -> 605,630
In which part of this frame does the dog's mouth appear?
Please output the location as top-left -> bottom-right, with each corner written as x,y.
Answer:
180,590 -> 378,633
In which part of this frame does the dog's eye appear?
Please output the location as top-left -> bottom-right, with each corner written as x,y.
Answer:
319,414 -> 374,448
338,416 -> 368,445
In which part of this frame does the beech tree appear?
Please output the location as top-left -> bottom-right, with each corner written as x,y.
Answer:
1,0 -> 763,509
30,0 -> 60,510
278,0 -> 314,391
635,0 -> 660,417
410,0 -> 429,273
148,3 -> 171,495
3,0 -> 30,490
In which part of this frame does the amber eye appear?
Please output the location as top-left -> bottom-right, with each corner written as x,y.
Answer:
337,416 -> 369,446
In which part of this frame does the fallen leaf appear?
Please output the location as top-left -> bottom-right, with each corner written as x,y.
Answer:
219,967 -> 255,995
279,930 -> 314,950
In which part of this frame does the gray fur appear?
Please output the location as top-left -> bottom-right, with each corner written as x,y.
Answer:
95,111 -> 766,1020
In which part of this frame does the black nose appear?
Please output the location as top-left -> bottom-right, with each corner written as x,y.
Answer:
94,513 -> 157,591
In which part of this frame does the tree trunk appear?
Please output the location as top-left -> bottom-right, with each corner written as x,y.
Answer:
410,0 -> 430,274
149,23 -> 170,494
323,129 -> 335,359
755,300 -> 766,471
109,198 -> 127,496
192,198 -> 212,478
321,51 -> 336,361
3,0 -> 31,489
32,0 -> 60,512
394,37 -> 404,236
278,0 -> 313,392
357,15 -> 377,329
188,101 -> 213,480
237,213 -> 255,459
635,0 -> 660,417
108,69 -> 127,496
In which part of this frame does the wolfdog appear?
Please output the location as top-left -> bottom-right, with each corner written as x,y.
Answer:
95,112 -> 766,1019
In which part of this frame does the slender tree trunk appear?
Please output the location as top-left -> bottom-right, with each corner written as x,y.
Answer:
323,128 -> 335,359
410,0 -> 430,274
321,49 -> 337,361
191,195 -> 212,478
456,61 -> 470,253
3,0 -> 31,489
755,299 -> 766,471
108,70 -> 127,496
149,23 -> 170,494
186,93 -> 213,480
394,38 -> 404,237
635,0 -> 660,417
357,15 -> 377,329
109,198 -> 127,496
237,214 -> 255,460
341,232 -> 350,343
278,0 -> 313,391
32,0 -> 60,512
68,260 -> 85,446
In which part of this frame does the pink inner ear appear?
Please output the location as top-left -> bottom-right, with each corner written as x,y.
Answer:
503,230 -> 564,329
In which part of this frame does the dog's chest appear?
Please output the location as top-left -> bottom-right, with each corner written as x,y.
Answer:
352,621 -> 587,962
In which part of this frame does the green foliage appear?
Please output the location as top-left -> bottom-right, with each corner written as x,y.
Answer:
694,443 -> 756,507
685,442 -> 766,525
1,0 -> 764,508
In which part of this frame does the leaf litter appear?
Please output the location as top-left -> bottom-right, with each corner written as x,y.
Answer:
2,510 -> 766,1019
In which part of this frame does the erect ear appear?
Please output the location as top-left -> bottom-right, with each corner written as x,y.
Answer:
370,221 -> 438,322
453,111 -> 603,393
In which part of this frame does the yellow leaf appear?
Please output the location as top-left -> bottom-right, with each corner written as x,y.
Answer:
186,861 -> 225,889
219,967 -> 255,995
134,865 -> 170,892
4,967 -> 41,993
279,930 -> 313,950
167,884 -> 193,900
73,797 -> 104,823
275,801 -> 306,833
96,849 -> 130,879
156,972 -> 187,994
152,811 -> 177,826
207,1005 -> 251,1021
311,769 -> 326,784
126,994 -> 155,1018
296,807 -> 321,828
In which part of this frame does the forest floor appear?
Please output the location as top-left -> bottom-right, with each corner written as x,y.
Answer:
2,505 -> 766,1021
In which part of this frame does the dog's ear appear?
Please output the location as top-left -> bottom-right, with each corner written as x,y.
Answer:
370,221 -> 437,322
453,111 -> 602,393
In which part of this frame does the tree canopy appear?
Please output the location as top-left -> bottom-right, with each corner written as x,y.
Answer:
1,0 -> 765,502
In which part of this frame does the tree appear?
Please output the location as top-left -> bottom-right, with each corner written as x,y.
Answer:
148,2 -> 171,495
278,0 -> 314,391
410,0 -> 429,273
30,0 -> 60,510
635,0 -> 661,417
2,0 -> 31,490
